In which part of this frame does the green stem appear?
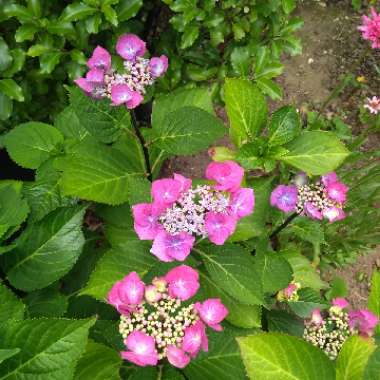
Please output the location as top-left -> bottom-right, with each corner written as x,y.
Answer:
269,212 -> 298,239
151,150 -> 165,178
157,364 -> 163,380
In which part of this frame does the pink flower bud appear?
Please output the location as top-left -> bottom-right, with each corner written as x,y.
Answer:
194,298 -> 228,331
145,285 -> 162,303
116,34 -> 146,61
165,265 -> 200,301
152,276 -> 167,292
205,161 -> 244,193
121,331 -> 158,366
310,309 -> 324,326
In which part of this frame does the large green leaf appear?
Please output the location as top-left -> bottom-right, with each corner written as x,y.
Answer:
224,78 -> 268,147
69,87 -> 130,143
150,106 -> 225,155
288,288 -> 328,318
116,0 -> 143,21
195,244 -> 264,305
266,310 -> 304,337
268,106 -> 300,147
280,131 -> 349,175
368,270 -> 380,335
0,318 -> 95,380
152,87 -> 214,128
0,284 -> 24,322
60,3 -> 96,21
59,140 -> 145,205
0,349 -> 20,365
81,239 -> 156,300
74,341 -> 121,380
54,105 -> 88,141
0,79 -> 24,102
336,335 -> 375,380
200,270 -> 262,329
238,333 -> 335,380
2,206 -> 86,291
364,347 -> 380,380
184,327 -> 247,380
4,122 -> 63,169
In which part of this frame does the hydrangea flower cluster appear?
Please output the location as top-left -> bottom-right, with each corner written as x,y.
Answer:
74,34 -> 168,109
132,161 -> 255,262
364,96 -> 380,114
276,281 -> 301,302
107,266 -> 228,368
358,8 -> 380,49
270,172 -> 348,223
303,298 -> 379,360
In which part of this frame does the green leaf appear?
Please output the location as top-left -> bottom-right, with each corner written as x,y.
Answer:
59,140 -> 145,205
0,38 -> 12,71
195,244 -> 264,305
0,349 -> 20,365
364,347 -> 380,380
0,284 -> 24,322
54,105 -> 89,141
368,270 -> 380,334
238,333 -> 335,380
0,79 -> 24,102
2,205 -> 86,291
225,78 -> 268,147
15,24 -> 38,42
152,87 -> 214,128
0,93 -> 12,121
74,341 -> 122,380
282,0 -> 296,14
28,0 -> 42,17
267,310 -> 304,337
184,327 -> 247,380
285,218 -> 325,246
180,24 -> 199,49
116,0 -> 143,21
3,4 -> 34,22
40,51 -> 63,74
0,318 -> 95,379
280,131 -> 349,175
1,48 -> 26,77
81,239 -> 156,300
256,77 -> 283,100
230,47 -> 250,77
255,62 -> 284,79
69,87 -> 130,143
151,106 -> 225,155
325,277 -> 348,301
268,106 -> 300,147
25,287 -> 68,318
288,288 -> 327,318
60,3 -> 96,22
4,122 -> 63,169
336,335 -> 375,380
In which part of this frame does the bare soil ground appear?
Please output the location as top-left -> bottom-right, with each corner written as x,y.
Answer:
162,0 -> 380,307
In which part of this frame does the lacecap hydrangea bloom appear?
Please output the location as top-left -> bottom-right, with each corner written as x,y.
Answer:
132,161 -> 254,262
303,297 -> 378,360
74,34 -> 168,109
270,172 -> 348,223
107,266 -> 228,368
358,8 -> 380,49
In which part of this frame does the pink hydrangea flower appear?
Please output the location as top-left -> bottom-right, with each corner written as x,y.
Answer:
304,201 -> 323,220
149,55 -> 169,78
349,309 -> 379,337
322,206 -> 345,222
204,212 -> 237,245
194,298 -> 228,331
165,265 -> 200,301
74,68 -> 105,95
182,320 -> 208,358
229,188 -> 255,218
151,231 -> 195,262
205,161 -> 244,192
270,185 -> 298,213
358,8 -> 380,49
173,173 -> 192,193
111,84 -> 143,109
107,272 -> 145,315
364,96 -> 380,114
166,345 -> 190,368
116,34 -> 146,61
132,203 -> 162,240
332,298 -> 350,309
321,172 -> 338,187
151,178 -> 183,208
326,182 -> 348,204
87,46 -> 111,71
310,309 -> 324,326
121,331 -> 158,366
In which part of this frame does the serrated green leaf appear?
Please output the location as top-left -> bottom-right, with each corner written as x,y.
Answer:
54,105 -> 89,140
368,270 -> 380,335
230,47 -> 250,77
116,0 -> 143,21
336,335 -> 375,380
364,346 -> 380,380
267,310 -> 304,337
268,106 -> 300,147
15,24 -> 38,42
225,78 -> 268,147
74,341 -> 121,380
0,284 -> 24,322
102,4 -> 118,26
69,87 -> 130,143
0,318 -> 95,380
280,131 -> 349,175
81,239 -> 156,300
0,349 -> 20,365
238,333 -> 335,380
2,205 -> 86,291
60,2 -> 96,22
325,277 -> 348,301
195,244 -> 264,305
59,140 -> 146,205
0,79 -> 24,102
4,122 -> 63,169
256,77 -> 283,100
285,218 -> 325,246
151,106 -> 225,155
288,288 -> 327,318
180,24 -> 199,49
39,51 -> 63,74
